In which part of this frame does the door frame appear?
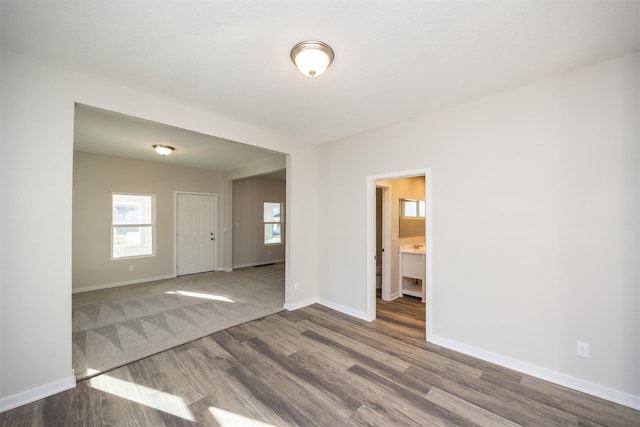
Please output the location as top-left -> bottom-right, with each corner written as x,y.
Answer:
174,191 -> 218,276
376,184 -> 392,301
365,168 -> 432,341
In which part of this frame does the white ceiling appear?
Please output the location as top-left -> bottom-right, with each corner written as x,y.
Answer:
2,1 -> 639,150
74,104 -> 284,171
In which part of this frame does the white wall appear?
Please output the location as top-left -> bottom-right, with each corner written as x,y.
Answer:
1,51 -> 76,408
0,50 -> 318,410
285,151 -> 319,308
317,53 -> 640,405
73,152 -> 226,291
2,46 -> 637,411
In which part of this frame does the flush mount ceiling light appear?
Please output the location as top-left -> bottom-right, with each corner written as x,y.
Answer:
152,144 -> 175,156
290,40 -> 334,77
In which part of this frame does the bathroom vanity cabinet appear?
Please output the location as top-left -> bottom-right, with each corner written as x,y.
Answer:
399,247 -> 426,302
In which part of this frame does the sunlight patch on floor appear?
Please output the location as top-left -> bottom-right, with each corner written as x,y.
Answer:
209,407 -> 276,427
166,290 -> 235,302
88,369 -> 194,421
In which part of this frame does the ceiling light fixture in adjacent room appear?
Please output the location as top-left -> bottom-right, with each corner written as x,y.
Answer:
153,144 -> 175,156
290,40 -> 334,77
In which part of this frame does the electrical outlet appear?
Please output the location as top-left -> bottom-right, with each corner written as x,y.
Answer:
129,265 -> 134,272
294,282 -> 300,291
576,341 -> 590,358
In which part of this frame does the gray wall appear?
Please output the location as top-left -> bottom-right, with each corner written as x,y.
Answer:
73,151 -> 224,291
232,176 -> 286,268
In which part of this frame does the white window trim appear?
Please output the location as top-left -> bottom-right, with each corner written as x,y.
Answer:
401,198 -> 426,219
264,201 -> 284,246
110,192 -> 157,260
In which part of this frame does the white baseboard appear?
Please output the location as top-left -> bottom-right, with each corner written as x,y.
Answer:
0,375 -> 75,413
232,259 -> 285,269
297,296 -> 640,410
72,274 -> 176,293
317,298 -> 369,321
284,297 -> 369,322
284,297 -> 318,311
429,334 -> 640,411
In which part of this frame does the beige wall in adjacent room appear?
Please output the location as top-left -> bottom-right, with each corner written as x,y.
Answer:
378,176 -> 426,297
232,176 -> 286,268
221,156 -> 287,270
72,151 -> 224,291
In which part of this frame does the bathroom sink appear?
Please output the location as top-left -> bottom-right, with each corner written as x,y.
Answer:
400,247 -> 426,254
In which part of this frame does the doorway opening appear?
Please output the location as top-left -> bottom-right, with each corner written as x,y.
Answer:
366,168 -> 432,341
71,103 -> 288,380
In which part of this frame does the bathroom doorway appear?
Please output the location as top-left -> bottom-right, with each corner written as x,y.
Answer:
366,169 -> 432,340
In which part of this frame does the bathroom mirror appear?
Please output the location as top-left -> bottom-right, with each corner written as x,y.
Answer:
399,198 -> 425,238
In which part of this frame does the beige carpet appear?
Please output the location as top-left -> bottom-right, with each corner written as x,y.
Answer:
72,263 -> 284,380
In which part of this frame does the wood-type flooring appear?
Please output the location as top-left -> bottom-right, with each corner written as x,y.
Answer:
1,296 -> 638,426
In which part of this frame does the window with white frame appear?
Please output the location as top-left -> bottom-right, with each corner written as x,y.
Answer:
111,193 -> 156,259
263,202 -> 283,245
401,199 -> 425,218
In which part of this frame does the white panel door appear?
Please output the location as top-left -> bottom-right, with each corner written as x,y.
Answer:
177,193 -> 216,275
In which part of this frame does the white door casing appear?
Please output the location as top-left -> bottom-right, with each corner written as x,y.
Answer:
177,193 -> 216,275
377,184 -> 392,301
366,168 -> 431,343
